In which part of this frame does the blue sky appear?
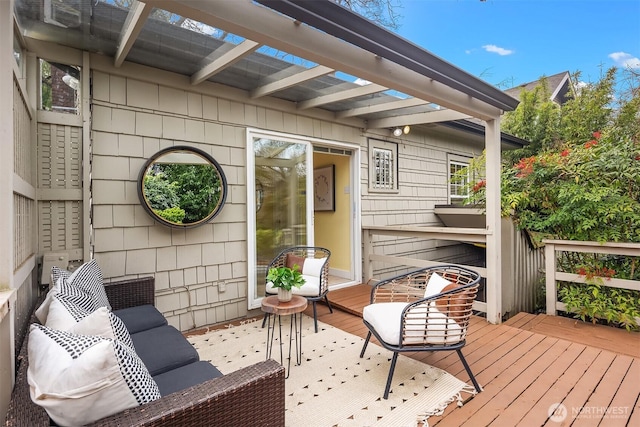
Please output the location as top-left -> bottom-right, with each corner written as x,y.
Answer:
394,0 -> 640,90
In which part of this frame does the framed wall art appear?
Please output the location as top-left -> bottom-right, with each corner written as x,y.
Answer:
313,165 -> 335,211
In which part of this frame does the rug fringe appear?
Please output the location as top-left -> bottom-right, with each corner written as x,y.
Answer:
416,383 -> 479,427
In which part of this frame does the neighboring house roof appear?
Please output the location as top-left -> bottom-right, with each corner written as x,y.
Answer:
504,71 -> 572,105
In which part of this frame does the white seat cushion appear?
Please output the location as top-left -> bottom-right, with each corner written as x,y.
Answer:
27,324 -> 160,426
363,302 -> 463,346
265,274 -> 321,297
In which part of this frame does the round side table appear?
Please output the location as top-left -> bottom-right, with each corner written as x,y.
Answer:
261,295 -> 308,378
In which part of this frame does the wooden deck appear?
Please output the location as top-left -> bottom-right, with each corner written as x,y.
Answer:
305,284 -> 640,426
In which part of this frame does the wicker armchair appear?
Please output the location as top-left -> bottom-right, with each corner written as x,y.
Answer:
360,265 -> 481,399
5,277 -> 286,427
263,246 -> 332,332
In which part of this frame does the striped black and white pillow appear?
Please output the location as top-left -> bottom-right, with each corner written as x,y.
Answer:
65,259 -> 111,310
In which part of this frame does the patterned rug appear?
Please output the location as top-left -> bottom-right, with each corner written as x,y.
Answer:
187,316 -> 476,427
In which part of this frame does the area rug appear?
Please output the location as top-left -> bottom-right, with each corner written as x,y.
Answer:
187,316 -> 476,427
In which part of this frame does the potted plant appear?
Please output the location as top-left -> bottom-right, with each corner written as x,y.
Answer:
267,265 -> 306,302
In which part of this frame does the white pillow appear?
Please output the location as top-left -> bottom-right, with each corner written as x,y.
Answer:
424,272 -> 452,298
47,297 -> 134,350
27,324 -> 160,426
302,257 -> 326,277
35,285 -> 59,324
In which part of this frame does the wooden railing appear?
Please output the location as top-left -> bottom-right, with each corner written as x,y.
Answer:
362,225 -> 489,314
544,239 -> 640,317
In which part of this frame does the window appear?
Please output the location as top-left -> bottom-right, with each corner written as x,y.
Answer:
369,139 -> 398,192
40,59 -> 80,114
448,155 -> 471,202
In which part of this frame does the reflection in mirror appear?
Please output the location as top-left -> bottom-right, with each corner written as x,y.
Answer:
138,146 -> 227,228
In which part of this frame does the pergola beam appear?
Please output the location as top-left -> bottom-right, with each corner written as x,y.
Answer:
297,83 -> 387,110
191,39 -> 260,85
366,109 -> 471,129
114,0 -> 152,68
336,97 -> 428,119
250,65 -> 334,99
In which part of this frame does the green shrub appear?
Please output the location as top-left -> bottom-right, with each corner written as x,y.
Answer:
154,206 -> 186,224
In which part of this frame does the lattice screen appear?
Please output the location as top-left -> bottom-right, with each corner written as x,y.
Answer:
13,78 -> 34,270
37,121 -> 83,260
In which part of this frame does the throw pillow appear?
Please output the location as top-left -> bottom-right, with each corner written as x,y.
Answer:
285,254 -> 306,272
34,265 -> 72,323
65,259 -> 111,310
302,257 -> 326,277
46,296 -> 135,350
424,272 -> 452,298
35,260 -> 110,324
27,324 -> 160,426
433,283 -> 469,325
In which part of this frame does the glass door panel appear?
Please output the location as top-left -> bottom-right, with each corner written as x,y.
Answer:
253,137 -> 308,302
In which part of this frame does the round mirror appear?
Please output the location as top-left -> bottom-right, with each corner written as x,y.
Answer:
138,146 -> 227,228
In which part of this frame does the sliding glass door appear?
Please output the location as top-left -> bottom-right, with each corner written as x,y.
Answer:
248,132 -> 313,309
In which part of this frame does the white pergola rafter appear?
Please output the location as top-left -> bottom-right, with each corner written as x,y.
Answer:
335,97 -> 428,119
191,39 -> 260,85
114,0 -> 152,68
366,109 -> 471,130
297,83 -> 387,110
250,64 -> 334,99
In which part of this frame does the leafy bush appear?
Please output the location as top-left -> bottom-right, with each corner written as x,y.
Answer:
154,206 -> 186,224
559,280 -> 640,331
463,67 -> 640,328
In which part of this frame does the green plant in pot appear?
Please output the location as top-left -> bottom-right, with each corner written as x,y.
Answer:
267,265 -> 305,302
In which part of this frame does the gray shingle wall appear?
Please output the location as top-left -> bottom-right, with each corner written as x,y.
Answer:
90,70 -> 480,330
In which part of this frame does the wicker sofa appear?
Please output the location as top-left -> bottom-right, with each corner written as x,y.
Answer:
5,276 -> 285,426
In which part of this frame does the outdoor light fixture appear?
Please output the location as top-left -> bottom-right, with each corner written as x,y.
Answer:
392,125 -> 411,137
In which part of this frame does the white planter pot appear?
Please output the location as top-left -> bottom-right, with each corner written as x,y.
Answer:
277,288 -> 292,302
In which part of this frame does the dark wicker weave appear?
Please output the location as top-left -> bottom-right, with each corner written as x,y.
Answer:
360,265 -> 481,399
5,277 -> 286,427
263,246 -> 332,332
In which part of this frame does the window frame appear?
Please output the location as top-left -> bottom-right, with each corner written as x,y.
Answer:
368,138 -> 399,193
448,154 -> 472,203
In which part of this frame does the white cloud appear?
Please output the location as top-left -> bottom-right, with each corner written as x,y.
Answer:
354,78 -> 371,86
608,51 -> 640,69
482,44 -> 514,56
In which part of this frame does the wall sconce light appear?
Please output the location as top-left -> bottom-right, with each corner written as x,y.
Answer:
392,125 -> 411,137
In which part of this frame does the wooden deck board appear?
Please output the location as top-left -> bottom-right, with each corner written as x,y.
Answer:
487,342 -> 587,426
504,312 -> 639,359
318,284 -> 639,426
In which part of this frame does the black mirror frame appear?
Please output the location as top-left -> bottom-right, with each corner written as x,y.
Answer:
137,145 -> 228,229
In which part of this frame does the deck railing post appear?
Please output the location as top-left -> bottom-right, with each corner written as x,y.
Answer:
545,242 -> 557,315
363,229 -> 373,284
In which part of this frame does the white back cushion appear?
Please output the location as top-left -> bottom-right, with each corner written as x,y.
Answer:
302,257 -> 326,277
424,272 -> 452,298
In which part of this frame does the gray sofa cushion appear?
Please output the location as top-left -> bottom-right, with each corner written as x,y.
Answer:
153,361 -> 223,396
114,305 -> 168,334
131,325 -> 199,376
